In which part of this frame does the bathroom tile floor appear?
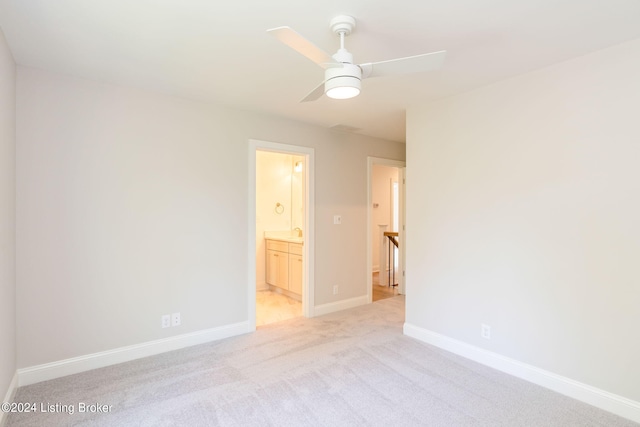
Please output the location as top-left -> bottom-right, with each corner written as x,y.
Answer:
256,290 -> 302,327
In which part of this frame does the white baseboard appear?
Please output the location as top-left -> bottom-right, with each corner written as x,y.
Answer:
2,371 -> 17,402
0,372 -> 18,427
314,295 -> 369,317
403,323 -> 640,424
18,321 -> 250,387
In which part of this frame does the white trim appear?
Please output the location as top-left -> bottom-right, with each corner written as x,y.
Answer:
17,322 -> 249,387
2,371 -> 17,402
399,167 -> 406,295
314,295 -> 369,317
403,323 -> 640,424
366,157 -> 406,303
248,139 -> 315,327
0,372 -> 18,426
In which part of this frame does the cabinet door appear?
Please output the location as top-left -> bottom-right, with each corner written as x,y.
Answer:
276,252 -> 289,289
289,254 -> 303,295
267,249 -> 289,289
266,250 -> 279,286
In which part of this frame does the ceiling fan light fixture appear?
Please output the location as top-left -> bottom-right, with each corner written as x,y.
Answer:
326,86 -> 360,99
324,64 -> 361,100
325,78 -> 360,99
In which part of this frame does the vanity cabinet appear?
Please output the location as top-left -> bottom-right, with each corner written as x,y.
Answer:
266,240 -> 289,290
266,239 -> 303,295
288,243 -> 303,295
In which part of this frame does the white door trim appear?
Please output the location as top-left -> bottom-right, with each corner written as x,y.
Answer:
366,157 -> 406,303
248,139 -> 315,330
399,166 -> 406,295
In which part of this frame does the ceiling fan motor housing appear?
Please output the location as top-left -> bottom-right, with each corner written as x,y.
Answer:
332,47 -> 353,64
324,63 -> 361,99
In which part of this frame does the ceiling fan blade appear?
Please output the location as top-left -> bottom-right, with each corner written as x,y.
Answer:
360,50 -> 446,79
267,26 -> 335,69
301,81 -> 326,102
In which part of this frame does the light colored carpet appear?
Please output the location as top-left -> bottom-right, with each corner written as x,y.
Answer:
7,296 -> 637,426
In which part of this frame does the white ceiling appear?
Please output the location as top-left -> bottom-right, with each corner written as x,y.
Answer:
1,1 -> 639,142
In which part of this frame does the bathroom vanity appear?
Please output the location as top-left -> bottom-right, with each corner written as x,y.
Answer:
265,234 -> 303,299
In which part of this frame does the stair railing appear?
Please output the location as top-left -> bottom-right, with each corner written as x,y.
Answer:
383,231 -> 399,288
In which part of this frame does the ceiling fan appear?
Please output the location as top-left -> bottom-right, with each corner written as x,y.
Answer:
267,15 -> 446,102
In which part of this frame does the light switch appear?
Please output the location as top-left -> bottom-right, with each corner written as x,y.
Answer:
333,215 -> 342,225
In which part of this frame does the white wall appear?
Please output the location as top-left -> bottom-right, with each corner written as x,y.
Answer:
16,67 -> 405,369
0,28 -> 16,406
371,165 -> 398,272
406,38 -> 640,403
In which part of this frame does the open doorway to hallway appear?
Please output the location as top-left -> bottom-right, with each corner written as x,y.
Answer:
367,158 -> 406,303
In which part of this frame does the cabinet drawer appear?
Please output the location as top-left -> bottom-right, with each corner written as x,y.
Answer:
289,243 -> 303,256
266,240 -> 288,252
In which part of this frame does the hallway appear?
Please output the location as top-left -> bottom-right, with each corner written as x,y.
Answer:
372,271 -> 398,302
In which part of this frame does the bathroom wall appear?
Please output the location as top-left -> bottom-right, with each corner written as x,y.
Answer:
290,155 -> 304,231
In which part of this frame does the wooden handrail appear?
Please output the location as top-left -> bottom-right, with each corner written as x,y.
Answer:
384,231 -> 399,248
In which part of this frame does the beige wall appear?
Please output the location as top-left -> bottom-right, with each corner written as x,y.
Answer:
15,67 -> 405,368
406,38 -> 640,401
0,28 -> 16,404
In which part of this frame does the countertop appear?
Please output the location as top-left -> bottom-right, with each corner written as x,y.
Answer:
264,231 -> 304,244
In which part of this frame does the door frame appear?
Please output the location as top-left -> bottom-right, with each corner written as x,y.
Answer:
248,139 -> 315,330
367,157 -> 406,303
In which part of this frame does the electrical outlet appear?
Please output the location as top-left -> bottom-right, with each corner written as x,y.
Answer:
161,314 -> 171,329
333,285 -> 338,295
333,215 -> 341,225
171,312 -> 181,327
481,323 -> 491,339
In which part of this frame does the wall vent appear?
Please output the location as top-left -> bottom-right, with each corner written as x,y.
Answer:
330,124 -> 361,133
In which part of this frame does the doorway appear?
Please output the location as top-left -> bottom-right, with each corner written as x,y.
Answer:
255,151 -> 303,326
248,140 -> 315,331
367,157 -> 406,303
